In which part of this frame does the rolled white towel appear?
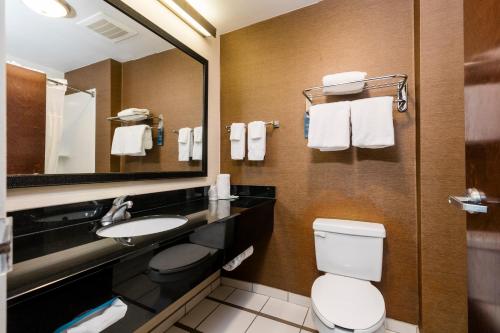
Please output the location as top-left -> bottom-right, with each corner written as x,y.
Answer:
323,71 -> 367,95
117,108 -> 150,121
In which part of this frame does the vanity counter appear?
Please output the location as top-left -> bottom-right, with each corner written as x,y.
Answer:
8,186 -> 275,301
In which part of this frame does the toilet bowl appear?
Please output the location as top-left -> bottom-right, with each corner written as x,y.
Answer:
311,218 -> 387,333
311,274 -> 385,333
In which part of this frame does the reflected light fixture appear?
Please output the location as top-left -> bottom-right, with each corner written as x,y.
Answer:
22,0 -> 72,18
157,0 -> 216,38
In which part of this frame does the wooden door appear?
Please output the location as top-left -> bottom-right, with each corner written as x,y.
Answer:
464,1 -> 500,332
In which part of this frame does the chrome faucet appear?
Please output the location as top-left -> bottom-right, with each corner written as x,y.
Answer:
101,196 -> 133,226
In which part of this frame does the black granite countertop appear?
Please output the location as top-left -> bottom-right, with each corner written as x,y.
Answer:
7,186 -> 275,300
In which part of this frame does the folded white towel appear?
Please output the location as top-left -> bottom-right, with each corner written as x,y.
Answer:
111,125 -> 152,156
64,298 -> 127,333
192,126 -> 203,160
248,121 -> 266,161
323,71 -> 367,95
230,123 -> 246,160
350,96 -> 394,148
117,108 -> 150,121
178,127 -> 193,161
307,102 -> 351,151
177,127 -> 190,143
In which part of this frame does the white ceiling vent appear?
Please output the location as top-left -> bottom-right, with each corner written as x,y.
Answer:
78,12 -> 137,43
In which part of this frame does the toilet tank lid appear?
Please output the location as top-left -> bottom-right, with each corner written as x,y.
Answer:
313,218 -> 386,238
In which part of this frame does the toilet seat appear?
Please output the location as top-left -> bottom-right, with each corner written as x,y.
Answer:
311,274 -> 385,331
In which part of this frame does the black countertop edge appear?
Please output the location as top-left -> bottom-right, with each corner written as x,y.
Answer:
7,196 -> 276,300
10,185 -> 275,238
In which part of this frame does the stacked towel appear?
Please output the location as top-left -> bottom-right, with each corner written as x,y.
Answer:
117,108 -> 150,121
307,102 -> 351,151
192,126 -> 203,160
230,123 -> 246,160
350,96 -> 394,148
323,71 -> 367,95
178,127 -> 193,161
248,121 -> 266,161
111,125 -> 152,156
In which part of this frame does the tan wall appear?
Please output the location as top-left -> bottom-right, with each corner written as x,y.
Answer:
65,59 -> 121,172
121,48 -> 203,172
417,0 -> 467,332
220,0 -> 419,323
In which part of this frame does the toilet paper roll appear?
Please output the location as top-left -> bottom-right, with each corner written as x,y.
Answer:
216,200 -> 231,219
217,174 -> 231,200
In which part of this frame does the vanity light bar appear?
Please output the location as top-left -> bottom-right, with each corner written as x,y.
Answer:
157,0 -> 216,38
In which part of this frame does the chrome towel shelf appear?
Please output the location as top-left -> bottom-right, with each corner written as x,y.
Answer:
303,73 -> 408,112
225,120 -> 280,133
107,114 -> 163,129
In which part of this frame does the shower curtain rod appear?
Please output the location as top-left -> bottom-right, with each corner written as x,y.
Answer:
47,78 -> 95,98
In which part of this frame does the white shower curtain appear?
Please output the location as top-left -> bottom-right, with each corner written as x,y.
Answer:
44,80 -> 67,174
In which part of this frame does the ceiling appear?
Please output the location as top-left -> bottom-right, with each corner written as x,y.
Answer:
187,0 -> 322,35
6,0 -> 173,75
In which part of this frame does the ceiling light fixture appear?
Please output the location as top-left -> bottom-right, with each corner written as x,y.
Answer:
157,0 -> 216,38
22,0 -> 72,18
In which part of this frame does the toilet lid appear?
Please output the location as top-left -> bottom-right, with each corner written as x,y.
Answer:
311,274 -> 385,330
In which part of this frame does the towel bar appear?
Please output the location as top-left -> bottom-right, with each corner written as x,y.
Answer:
225,120 -> 280,133
303,73 -> 408,112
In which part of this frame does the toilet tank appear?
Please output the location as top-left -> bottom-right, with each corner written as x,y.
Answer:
313,218 -> 386,282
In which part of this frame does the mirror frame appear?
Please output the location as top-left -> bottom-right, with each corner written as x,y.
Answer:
7,0 -> 208,188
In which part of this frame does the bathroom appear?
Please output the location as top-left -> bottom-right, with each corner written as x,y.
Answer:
0,0 -> 497,332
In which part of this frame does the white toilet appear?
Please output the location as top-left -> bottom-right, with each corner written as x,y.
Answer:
311,218 -> 387,333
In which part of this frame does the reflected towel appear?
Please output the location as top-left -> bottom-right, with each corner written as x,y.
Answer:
117,108 -> 150,121
178,127 -> 193,161
111,125 -> 152,156
192,126 -> 203,160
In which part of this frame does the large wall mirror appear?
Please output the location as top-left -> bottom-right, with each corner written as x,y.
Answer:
6,0 -> 208,188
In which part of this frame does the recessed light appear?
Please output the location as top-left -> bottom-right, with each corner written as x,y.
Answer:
157,0 -> 216,38
22,0 -> 72,18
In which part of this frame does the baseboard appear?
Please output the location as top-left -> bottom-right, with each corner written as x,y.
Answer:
220,277 -> 419,333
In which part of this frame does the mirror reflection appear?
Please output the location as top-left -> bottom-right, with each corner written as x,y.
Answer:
6,0 -> 205,175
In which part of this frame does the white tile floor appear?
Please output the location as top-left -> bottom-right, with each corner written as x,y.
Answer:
166,285 -> 398,333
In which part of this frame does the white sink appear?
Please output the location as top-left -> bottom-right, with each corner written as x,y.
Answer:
96,215 -> 188,238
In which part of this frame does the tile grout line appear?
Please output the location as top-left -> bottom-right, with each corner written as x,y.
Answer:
193,302 -> 221,331
206,296 -> 318,332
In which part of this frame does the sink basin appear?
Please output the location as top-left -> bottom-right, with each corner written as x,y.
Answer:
96,215 -> 188,238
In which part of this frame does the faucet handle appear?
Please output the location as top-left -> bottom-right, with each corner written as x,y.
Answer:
112,195 -> 129,206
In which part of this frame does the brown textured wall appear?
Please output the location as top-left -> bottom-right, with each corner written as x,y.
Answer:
121,48 -> 204,172
65,59 -> 121,173
220,0 -> 419,323
418,0 -> 467,332
6,64 -> 46,174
